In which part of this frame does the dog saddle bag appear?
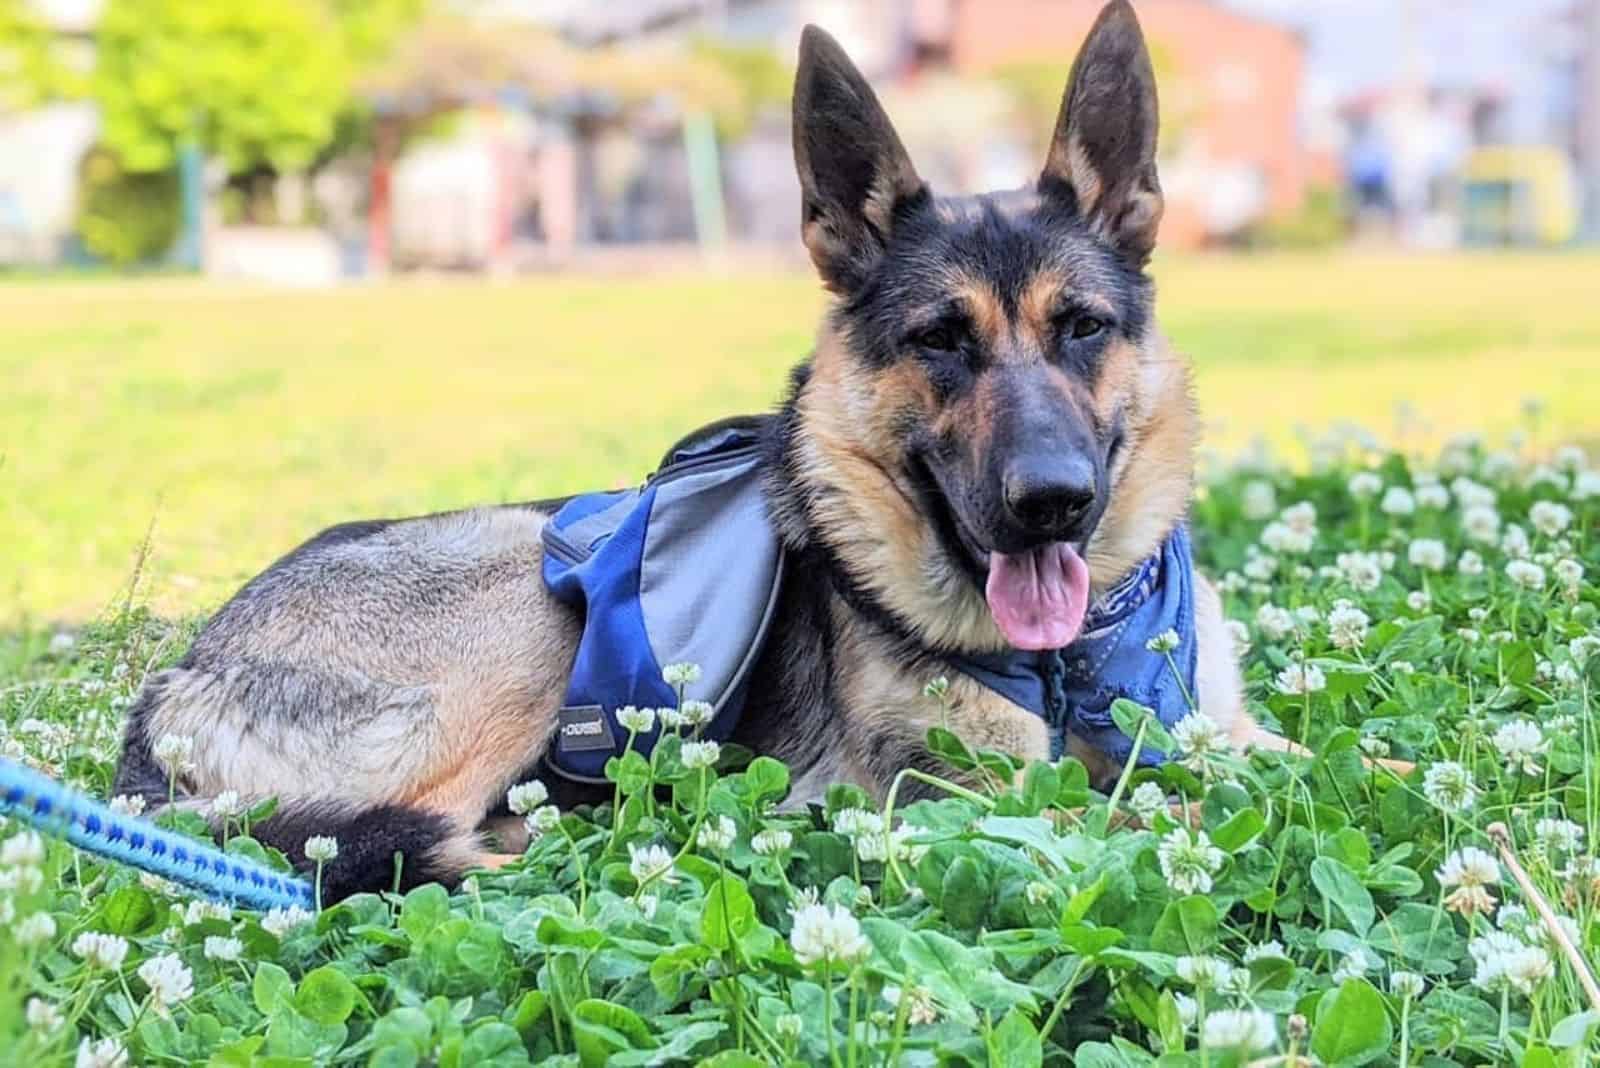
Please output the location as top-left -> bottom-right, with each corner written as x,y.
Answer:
540,418 -> 784,782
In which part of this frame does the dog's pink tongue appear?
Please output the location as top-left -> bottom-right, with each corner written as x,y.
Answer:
985,543 -> 1091,651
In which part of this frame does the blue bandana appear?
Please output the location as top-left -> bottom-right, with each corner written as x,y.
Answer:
949,526 -> 1197,766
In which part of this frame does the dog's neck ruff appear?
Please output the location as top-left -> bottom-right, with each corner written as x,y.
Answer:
946,526 -> 1197,765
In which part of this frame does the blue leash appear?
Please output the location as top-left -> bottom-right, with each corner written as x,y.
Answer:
0,757 -> 314,911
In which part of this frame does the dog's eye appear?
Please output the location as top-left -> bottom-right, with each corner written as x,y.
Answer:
1070,315 -> 1105,340
912,325 -> 960,352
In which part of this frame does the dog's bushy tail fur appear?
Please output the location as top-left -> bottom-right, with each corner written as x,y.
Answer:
113,698 -> 473,903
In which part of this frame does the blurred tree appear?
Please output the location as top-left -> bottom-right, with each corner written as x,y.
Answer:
92,0 -> 423,174
0,0 -> 85,110
76,147 -> 181,264
688,37 -> 790,141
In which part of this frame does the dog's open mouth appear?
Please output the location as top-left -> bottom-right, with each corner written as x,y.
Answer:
910,456 -> 1093,652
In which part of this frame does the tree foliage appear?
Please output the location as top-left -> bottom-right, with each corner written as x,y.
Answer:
91,0 -> 422,174
0,0 -> 84,110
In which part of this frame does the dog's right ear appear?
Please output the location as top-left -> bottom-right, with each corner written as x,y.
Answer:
792,25 -> 925,293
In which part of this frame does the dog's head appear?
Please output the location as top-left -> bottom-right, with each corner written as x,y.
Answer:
788,0 -> 1195,653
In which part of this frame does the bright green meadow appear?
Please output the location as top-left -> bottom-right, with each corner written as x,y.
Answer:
1,252 -> 1600,1066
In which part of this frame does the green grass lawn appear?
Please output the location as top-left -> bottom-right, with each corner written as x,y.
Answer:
5,250 -> 1600,626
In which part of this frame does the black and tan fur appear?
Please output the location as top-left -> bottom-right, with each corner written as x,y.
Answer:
115,2 -> 1275,900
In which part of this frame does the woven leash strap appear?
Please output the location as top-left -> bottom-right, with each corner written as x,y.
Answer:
0,757 -> 314,912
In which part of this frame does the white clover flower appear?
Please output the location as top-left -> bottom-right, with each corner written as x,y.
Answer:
831,807 -> 882,839
1335,551 -> 1384,592
1171,711 -> 1230,772
75,1037 -> 129,1068
629,843 -> 678,886
506,780 -> 549,816
1406,590 -> 1431,613
1574,471 -> 1600,500
108,794 -> 147,817
1422,761 -> 1478,815
1172,991 -> 1199,1029
1,865 -> 44,895
1437,846 -> 1500,917
1025,881 -> 1053,907
1360,735 -> 1393,759
203,936 -> 244,962
1260,521 -> 1299,554
1416,483 -> 1450,510
662,662 -> 702,687
1255,603 -> 1296,642
1534,818 -> 1585,854
1555,558 -> 1584,593
1559,663 -> 1586,688
883,983 -> 940,1026
1130,781 -> 1168,824
616,705 -> 656,734
774,1013 -> 804,1041
261,906 -> 315,938
679,699 -> 715,728
752,828 -> 793,856
1202,1009 -> 1275,1052
1,830 -> 45,868
182,900 -> 231,926
1408,538 -> 1447,572
1241,480 -> 1277,520
152,734 -> 196,775
1571,635 -> 1600,665
1462,505 -> 1502,544
1223,619 -> 1250,658
697,815 -> 737,854
1452,476 -> 1496,508
1328,601 -> 1370,650
1390,970 -> 1425,998
1333,948 -> 1373,984
26,997 -> 62,1034
1501,523 -> 1532,559
658,706 -> 686,730
1491,721 -> 1546,776
1243,939 -> 1288,963
1348,472 -> 1384,499
1220,570 -> 1248,593
304,836 -> 339,863
1380,486 -> 1416,516
789,902 -> 871,969
1555,445 -> 1588,472
1529,500 -> 1573,537
680,740 -> 721,770
1275,662 -> 1327,696
1282,501 -> 1317,534
73,931 -> 130,971
1157,828 -> 1225,895
137,953 -> 194,1013
1505,559 -> 1546,591
1175,954 -> 1235,989
14,912 -> 56,947
1243,552 -> 1278,581
1470,932 -> 1551,996
524,804 -> 562,841
1458,549 -> 1486,576
1146,628 -> 1181,653
210,790 -> 245,820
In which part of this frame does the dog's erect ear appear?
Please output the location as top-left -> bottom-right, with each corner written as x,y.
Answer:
792,25 -> 924,292
1040,0 -> 1163,264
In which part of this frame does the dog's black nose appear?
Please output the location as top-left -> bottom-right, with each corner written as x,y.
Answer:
1003,455 -> 1096,538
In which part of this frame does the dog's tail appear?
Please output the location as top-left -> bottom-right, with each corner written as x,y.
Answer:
113,689 -> 478,902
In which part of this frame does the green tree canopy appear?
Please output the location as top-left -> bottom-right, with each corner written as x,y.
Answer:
92,0 -> 421,174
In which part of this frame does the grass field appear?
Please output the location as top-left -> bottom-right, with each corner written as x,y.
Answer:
5,250 -> 1600,626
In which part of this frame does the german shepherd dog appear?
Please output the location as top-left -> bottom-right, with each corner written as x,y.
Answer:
114,1 -> 1279,900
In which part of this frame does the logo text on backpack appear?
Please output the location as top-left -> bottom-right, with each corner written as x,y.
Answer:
556,705 -> 616,753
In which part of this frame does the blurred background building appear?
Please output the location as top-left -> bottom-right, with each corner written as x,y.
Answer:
0,0 -> 1596,279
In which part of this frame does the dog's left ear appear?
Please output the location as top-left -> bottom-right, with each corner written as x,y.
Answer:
792,25 -> 925,292
1040,0 -> 1163,264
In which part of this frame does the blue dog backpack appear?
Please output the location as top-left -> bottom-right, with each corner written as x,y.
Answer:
540,418 -> 784,782
540,415 -> 1200,782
